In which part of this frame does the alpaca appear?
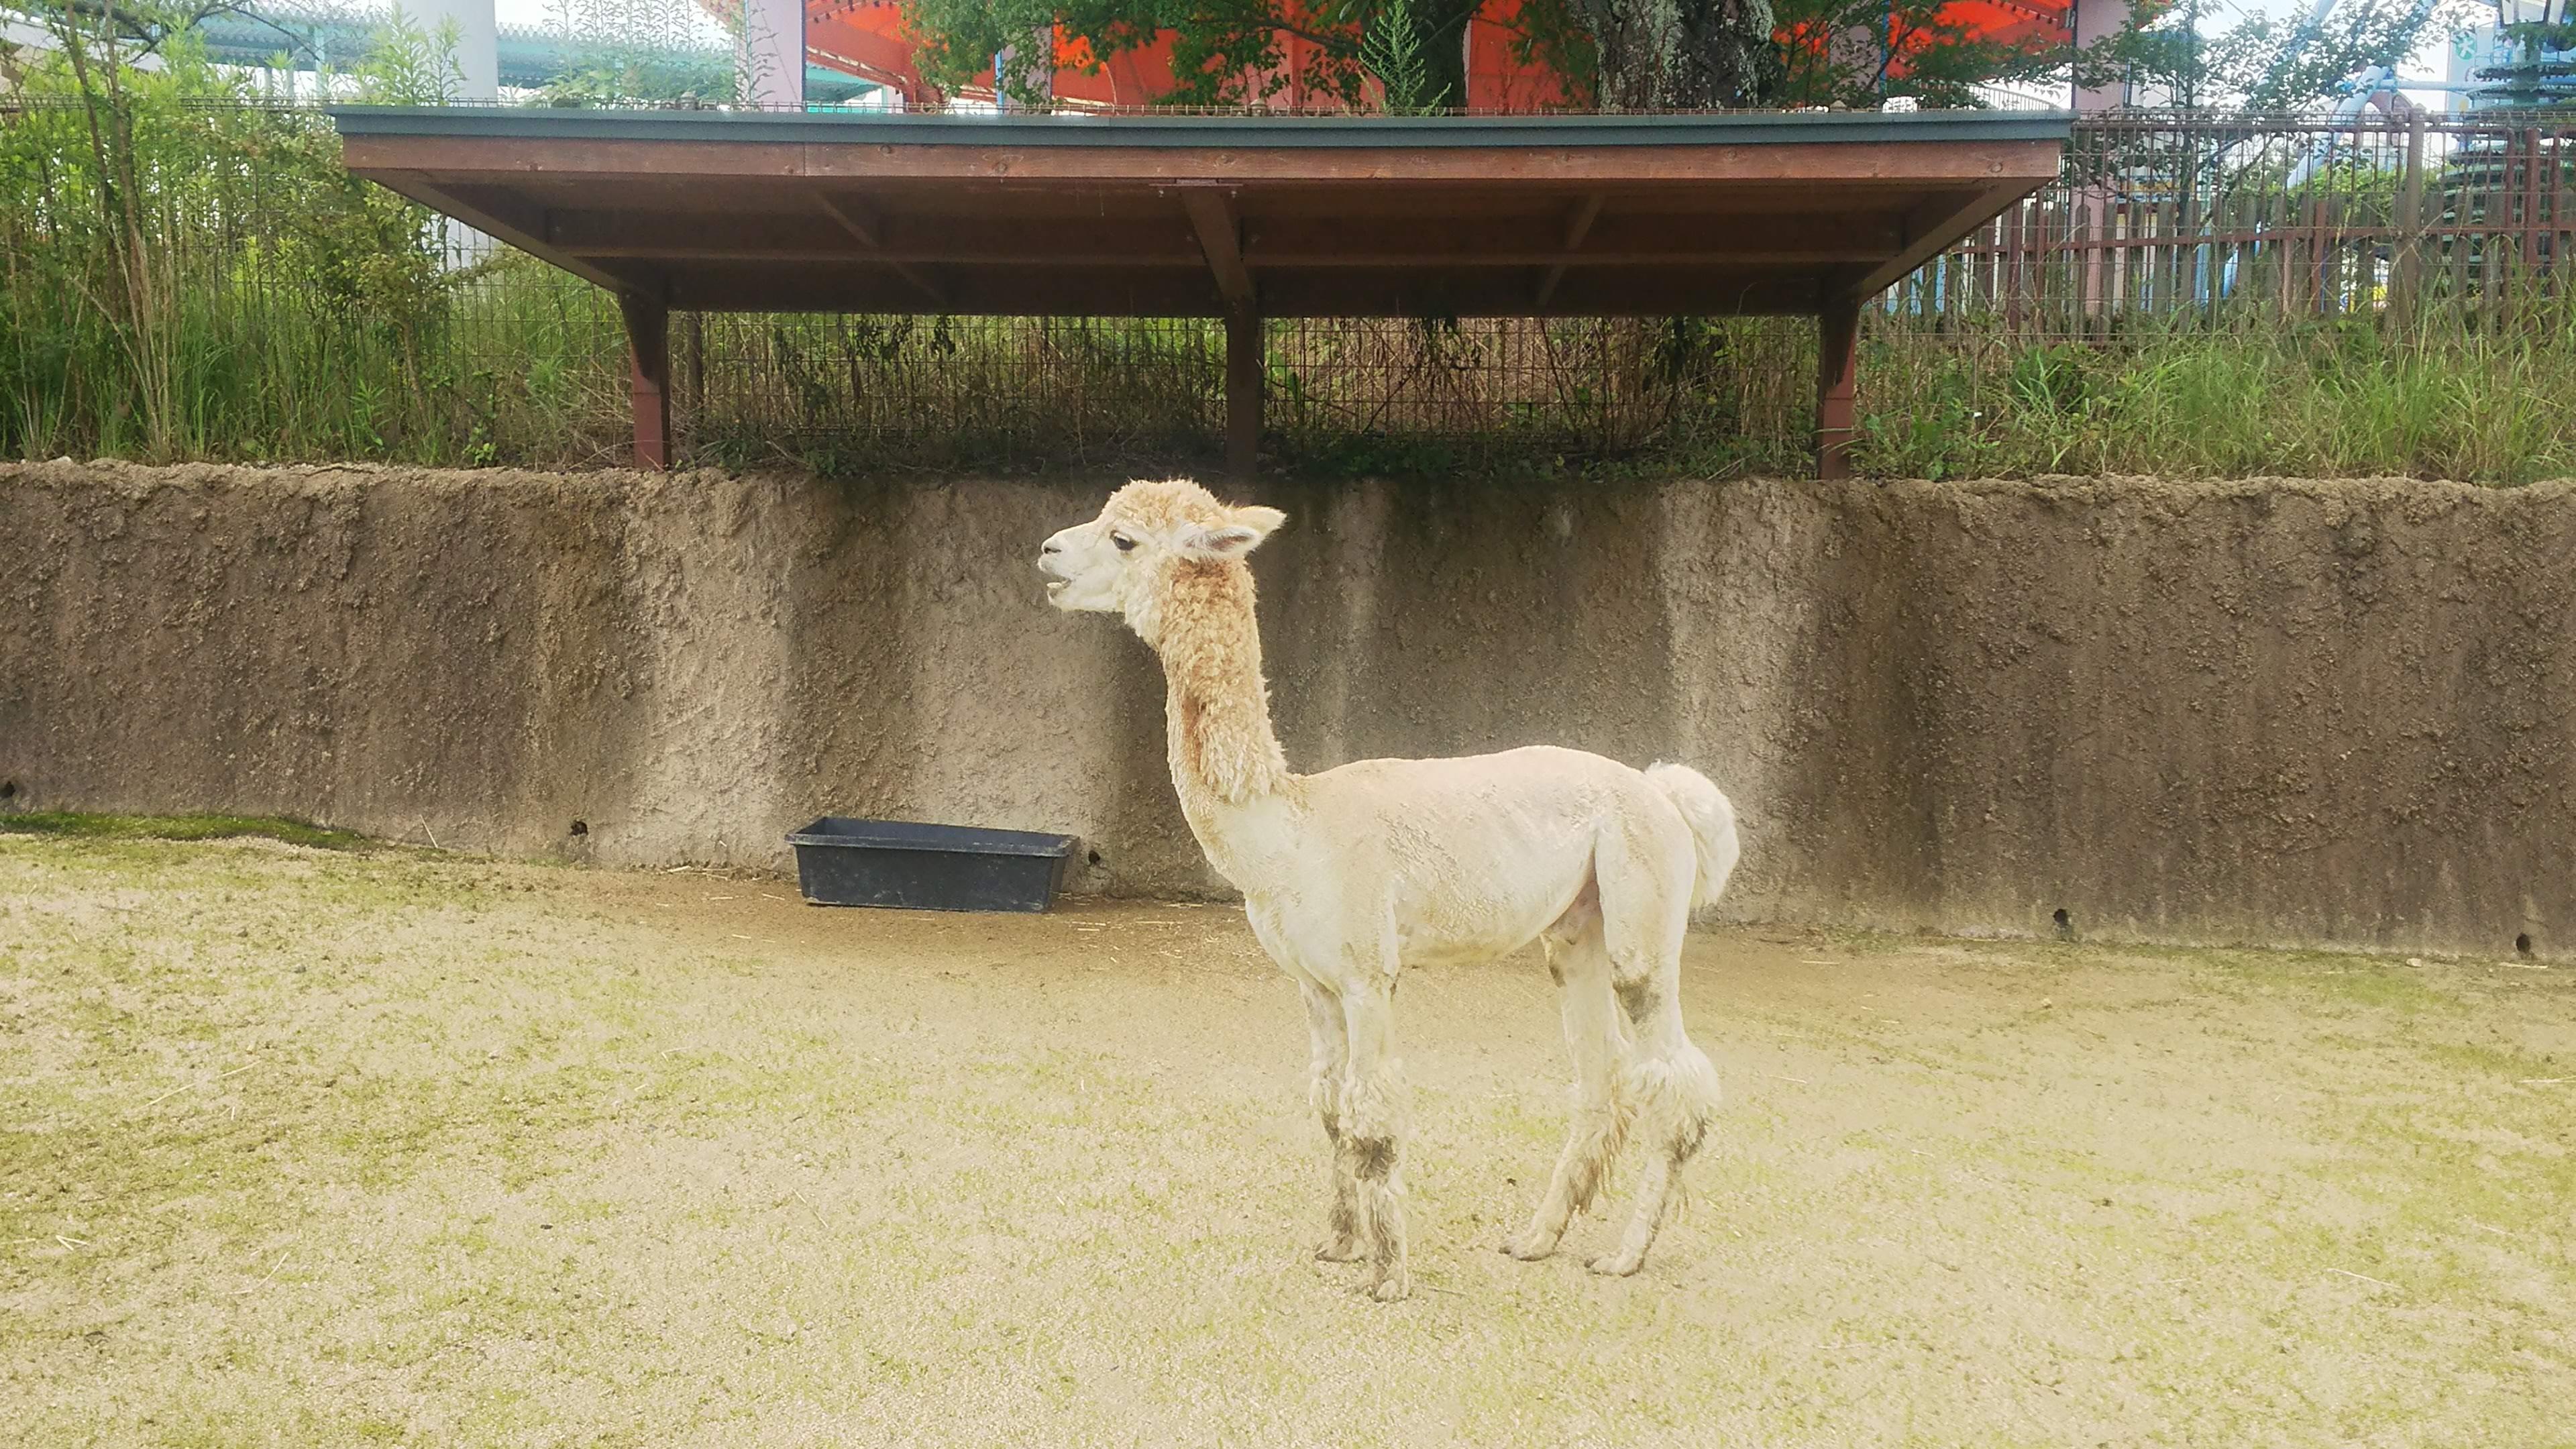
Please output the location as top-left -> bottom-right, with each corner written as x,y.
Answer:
1038,479 -> 1738,1301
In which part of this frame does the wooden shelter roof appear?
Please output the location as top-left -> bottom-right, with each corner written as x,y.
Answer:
329,107 -> 2070,320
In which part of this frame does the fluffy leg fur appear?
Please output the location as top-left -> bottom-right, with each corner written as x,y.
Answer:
1589,1006 -> 1720,1277
1340,983 -> 1409,1301
1505,923 -> 1631,1261
1301,981 -> 1364,1262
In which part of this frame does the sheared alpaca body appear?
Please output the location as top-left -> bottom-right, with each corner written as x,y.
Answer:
1040,479 -> 1738,1301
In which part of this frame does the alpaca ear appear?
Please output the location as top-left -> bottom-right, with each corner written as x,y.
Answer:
1181,505 -> 1286,560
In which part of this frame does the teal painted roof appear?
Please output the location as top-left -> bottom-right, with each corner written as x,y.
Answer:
327,105 -> 2075,149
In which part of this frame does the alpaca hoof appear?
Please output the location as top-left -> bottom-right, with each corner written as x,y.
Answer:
1368,1271 -> 1411,1303
1587,1252 -> 1644,1277
1315,1238 -> 1365,1263
1501,1231 -> 1558,1262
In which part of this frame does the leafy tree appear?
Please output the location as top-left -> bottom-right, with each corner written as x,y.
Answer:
1764,0 -> 2060,109
531,0 -> 741,106
1566,0 -> 1773,106
1494,0 -> 2066,108
906,0 -> 2033,110
2081,0 -> 2481,111
0,1 -> 464,453
1358,0 -> 1450,109
899,0 -> 1485,108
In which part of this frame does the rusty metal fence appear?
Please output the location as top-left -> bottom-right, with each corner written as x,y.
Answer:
1898,111 -> 2576,331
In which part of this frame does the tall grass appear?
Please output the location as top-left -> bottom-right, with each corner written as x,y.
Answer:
13,25 -> 435,461
1858,304 -> 2576,484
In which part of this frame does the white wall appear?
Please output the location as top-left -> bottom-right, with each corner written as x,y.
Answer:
402,0 -> 500,101
735,0 -> 805,108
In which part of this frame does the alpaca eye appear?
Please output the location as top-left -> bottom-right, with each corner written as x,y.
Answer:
1111,533 -> 1136,552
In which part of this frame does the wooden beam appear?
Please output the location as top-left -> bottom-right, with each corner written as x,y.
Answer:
1247,208 -> 1894,266
1180,189 -> 1254,313
566,240 -> 1891,268
1224,308 -> 1262,484
660,264 -> 1823,318
814,191 -> 947,305
551,209 -> 1202,265
544,207 -> 1900,268
1815,295 -> 1860,481
1533,193 -> 1605,309
814,191 -> 886,247
368,173 -> 626,290
618,290 -> 673,470
443,178 -> 1998,224
351,136 -> 2067,189
1845,183 -> 2032,299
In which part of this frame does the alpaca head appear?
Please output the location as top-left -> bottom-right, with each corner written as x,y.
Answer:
1039,478 -> 1286,630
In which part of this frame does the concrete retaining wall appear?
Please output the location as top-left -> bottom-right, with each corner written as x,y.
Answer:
5,461 -> 2569,957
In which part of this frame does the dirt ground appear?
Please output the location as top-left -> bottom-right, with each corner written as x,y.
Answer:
3,836 -> 2571,1447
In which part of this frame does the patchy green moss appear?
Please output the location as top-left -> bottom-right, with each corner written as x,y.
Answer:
0,812 -> 374,851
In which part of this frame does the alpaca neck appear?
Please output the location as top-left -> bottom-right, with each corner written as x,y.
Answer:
1141,560 -> 1291,814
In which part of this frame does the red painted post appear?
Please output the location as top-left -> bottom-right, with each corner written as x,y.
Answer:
1815,296 -> 1860,481
619,290 -> 672,471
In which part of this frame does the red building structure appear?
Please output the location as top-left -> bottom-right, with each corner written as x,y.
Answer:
789,0 -> 2090,111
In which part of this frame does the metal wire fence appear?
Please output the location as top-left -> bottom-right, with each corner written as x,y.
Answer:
674,311 -> 1819,470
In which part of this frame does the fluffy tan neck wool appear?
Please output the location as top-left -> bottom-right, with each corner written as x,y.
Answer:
1149,557 -> 1290,805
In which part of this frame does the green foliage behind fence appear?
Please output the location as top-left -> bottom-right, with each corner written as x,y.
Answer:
5,26 -> 2575,483
0,19 -> 567,464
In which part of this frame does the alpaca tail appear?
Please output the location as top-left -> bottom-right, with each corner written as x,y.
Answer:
1644,762 -> 1741,910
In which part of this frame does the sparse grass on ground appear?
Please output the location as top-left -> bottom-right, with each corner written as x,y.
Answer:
0,813 -> 372,851
3,834 -> 2571,1446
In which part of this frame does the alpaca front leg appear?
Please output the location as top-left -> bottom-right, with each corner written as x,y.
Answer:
1340,981 -> 1410,1301
1301,981 -> 1363,1263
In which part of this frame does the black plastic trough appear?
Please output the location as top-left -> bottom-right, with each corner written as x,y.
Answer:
786,817 -> 1079,913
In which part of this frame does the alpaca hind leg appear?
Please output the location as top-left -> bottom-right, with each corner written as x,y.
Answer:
1589,835 -> 1719,1278
1504,923 -> 1629,1262
1301,980 -> 1364,1262
1339,981 -> 1410,1301
1591,977 -> 1721,1277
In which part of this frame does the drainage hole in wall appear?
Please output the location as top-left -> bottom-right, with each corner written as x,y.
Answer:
1086,849 -> 1102,867
0,780 -> 16,801
2516,932 -> 2534,958
570,820 -> 589,838
2052,908 -> 2072,938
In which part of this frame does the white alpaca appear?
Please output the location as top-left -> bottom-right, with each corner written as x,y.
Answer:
1040,479 -> 1737,1301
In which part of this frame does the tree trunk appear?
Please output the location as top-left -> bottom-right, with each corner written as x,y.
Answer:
1575,0 -> 1773,108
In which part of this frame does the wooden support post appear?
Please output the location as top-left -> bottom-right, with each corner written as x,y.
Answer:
619,290 -> 672,471
1815,297 -> 1860,481
1224,307 -> 1263,485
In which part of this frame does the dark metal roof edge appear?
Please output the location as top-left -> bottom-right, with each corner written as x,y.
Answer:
327,105 -> 2074,148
